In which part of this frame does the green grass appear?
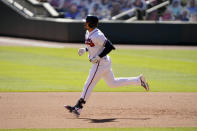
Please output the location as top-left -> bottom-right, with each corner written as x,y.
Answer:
0,128 -> 197,131
0,46 -> 197,92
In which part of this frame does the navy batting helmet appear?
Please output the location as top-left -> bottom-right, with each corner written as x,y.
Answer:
85,15 -> 99,28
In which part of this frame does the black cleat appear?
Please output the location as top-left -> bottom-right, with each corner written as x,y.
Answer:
64,105 -> 80,117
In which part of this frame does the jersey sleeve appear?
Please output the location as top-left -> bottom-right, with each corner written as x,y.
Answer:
92,33 -> 106,46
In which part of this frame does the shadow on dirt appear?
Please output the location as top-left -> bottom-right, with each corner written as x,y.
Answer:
78,117 -> 150,123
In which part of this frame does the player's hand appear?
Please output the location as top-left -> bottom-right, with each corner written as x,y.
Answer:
90,56 -> 101,64
78,48 -> 86,56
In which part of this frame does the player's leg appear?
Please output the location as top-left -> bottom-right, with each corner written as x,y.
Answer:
102,68 -> 149,91
81,62 -> 103,101
102,69 -> 141,87
65,62 -> 103,116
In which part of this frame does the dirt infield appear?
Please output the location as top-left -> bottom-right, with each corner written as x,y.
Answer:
0,92 -> 197,129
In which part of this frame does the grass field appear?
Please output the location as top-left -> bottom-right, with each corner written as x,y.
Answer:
0,128 -> 197,131
0,46 -> 197,92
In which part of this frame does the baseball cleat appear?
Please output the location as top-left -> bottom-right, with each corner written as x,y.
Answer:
64,105 -> 80,117
139,74 -> 149,91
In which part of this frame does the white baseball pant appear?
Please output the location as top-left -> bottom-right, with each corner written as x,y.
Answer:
81,56 -> 141,101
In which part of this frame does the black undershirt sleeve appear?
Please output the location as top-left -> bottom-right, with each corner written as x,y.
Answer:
98,40 -> 116,58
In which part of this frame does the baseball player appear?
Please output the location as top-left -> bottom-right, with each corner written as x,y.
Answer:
64,15 -> 149,117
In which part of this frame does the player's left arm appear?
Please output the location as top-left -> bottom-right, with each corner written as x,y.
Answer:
98,40 -> 115,58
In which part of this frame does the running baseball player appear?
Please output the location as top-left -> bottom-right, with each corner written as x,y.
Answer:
64,15 -> 149,117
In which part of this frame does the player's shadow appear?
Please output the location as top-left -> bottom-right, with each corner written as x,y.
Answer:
79,117 -> 150,123
80,118 -> 116,123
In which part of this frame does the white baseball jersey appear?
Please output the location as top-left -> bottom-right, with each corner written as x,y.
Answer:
85,28 -> 107,59
81,28 -> 141,101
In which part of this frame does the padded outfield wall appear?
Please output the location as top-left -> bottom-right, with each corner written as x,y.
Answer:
0,0 -> 197,45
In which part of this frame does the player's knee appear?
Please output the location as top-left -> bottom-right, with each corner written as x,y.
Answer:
105,79 -> 119,88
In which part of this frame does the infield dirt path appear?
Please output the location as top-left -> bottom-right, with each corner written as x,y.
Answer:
1,36 -> 197,50
0,92 -> 197,129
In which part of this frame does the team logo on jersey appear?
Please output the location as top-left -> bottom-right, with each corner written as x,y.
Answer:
85,39 -> 95,47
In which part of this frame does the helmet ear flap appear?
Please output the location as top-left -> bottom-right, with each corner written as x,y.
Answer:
88,23 -> 94,28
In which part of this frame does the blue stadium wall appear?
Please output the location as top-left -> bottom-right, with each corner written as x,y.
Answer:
0,1 -> 197,45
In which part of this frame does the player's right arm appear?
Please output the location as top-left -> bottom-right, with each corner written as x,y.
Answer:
78,47 -> 88,56
78,31 -> 89,56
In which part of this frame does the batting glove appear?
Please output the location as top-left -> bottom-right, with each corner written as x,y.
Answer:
90,56 -> 101,64
78,48 -> 86,56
